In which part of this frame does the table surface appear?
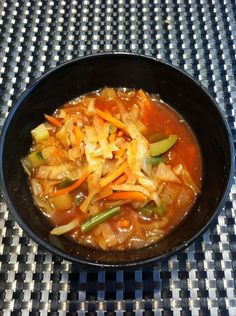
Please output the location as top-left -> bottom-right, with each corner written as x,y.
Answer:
0,0 -> 236,315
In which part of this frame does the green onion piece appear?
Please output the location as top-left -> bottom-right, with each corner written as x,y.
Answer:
75,192 -> 84,205
139,206 -> 154,217
57,178 -> 75,189
150,156 -> 165,166
150,135 -> 178,157
81,206 -> 121,233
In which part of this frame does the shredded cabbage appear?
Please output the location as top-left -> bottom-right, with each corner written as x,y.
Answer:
50,218 -> 79,235
112,184 -> 150,198
155,162 -> 181,183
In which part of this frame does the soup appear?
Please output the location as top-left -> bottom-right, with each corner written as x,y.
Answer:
21,88 -> 202,250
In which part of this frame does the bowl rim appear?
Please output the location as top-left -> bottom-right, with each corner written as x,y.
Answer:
0,52 -> 234,268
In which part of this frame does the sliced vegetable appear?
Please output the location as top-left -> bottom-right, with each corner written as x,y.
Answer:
142,156 -> 152,175
176,187 -> 193,208
97,235 -> 107,250
31,178 -> 43,196
100,87 -> 117,100
137,174 -> 156,192
100,161 -> 128,188
161,183 -> 181,205
139,205 -> 155,217
96,108 -> 128,135
52,172 -> 89,196
137,89 -> 153,111
50,218 -> 78,235
124,168 -> 137,184
44,114 -> 61,127
33,194 -> 54,214
93,116 -> 113,159
181,169 -> 200,195
88,203 -> 100,215
41,146 -> 61,165
151,191 -> 161,207
21,157 -> 32,175
101,222 -> 117,246
137,90 -> 154,124
172,164 -> 184,176
57,178 -> 75,189
31,123 -> 49,142
107,191 -> 147,201
80,206 -> 121,233
113,174 -> 128,185
80,189 -> 98,213
62,105 -> 83,113
150,135 -> 178,157
28,151 -> 45,167
127,138 -> 149,175
86,98 -> 96,116
136,120 -> 148,135
74,126 -> 83,147
150,156 -> 165,166
93,186 -> 113,202
49,193 -> 73,211
108,132 -> 116,144
36,164 -> 73,180
114,146 -> 127,160
112,183 -> 150,198
155,162 -> 181,183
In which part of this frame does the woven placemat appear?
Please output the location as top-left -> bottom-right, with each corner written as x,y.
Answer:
0,0 -> 236,314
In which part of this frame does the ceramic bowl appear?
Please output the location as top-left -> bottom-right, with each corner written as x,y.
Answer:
0,53 -> 234,268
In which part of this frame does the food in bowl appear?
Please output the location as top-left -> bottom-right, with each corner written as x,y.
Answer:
21,87 -> 202,250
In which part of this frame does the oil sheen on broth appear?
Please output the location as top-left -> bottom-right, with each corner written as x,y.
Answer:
22,88 -> 202,250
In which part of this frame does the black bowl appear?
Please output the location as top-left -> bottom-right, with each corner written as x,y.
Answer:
0,53 -> 234,268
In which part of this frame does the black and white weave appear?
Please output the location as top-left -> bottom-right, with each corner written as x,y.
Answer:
0,0 -> 236,314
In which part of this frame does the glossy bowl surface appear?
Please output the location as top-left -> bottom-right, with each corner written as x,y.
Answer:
0,53 -> 234,268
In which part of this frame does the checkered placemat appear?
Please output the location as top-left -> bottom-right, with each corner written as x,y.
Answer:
0,0 -> 236,315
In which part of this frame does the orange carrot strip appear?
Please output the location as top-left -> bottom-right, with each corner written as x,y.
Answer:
74,126 -> 83,147
106,191 -> 147,201
44,114 -> 61,127
100,161 -> 128,188
113,174 -> 128,185
109,132 -> 116,144
115,146 -> 126,160
124,168 -> 137,184
117,219 -> 130,229
96,108 -> 129,135
52,172 -> 89,196
62,105 -> 82,113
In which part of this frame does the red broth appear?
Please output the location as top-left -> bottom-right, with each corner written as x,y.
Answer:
23,88 -> 202,250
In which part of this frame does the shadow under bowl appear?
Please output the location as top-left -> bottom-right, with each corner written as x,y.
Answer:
0,53 -> 234,268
